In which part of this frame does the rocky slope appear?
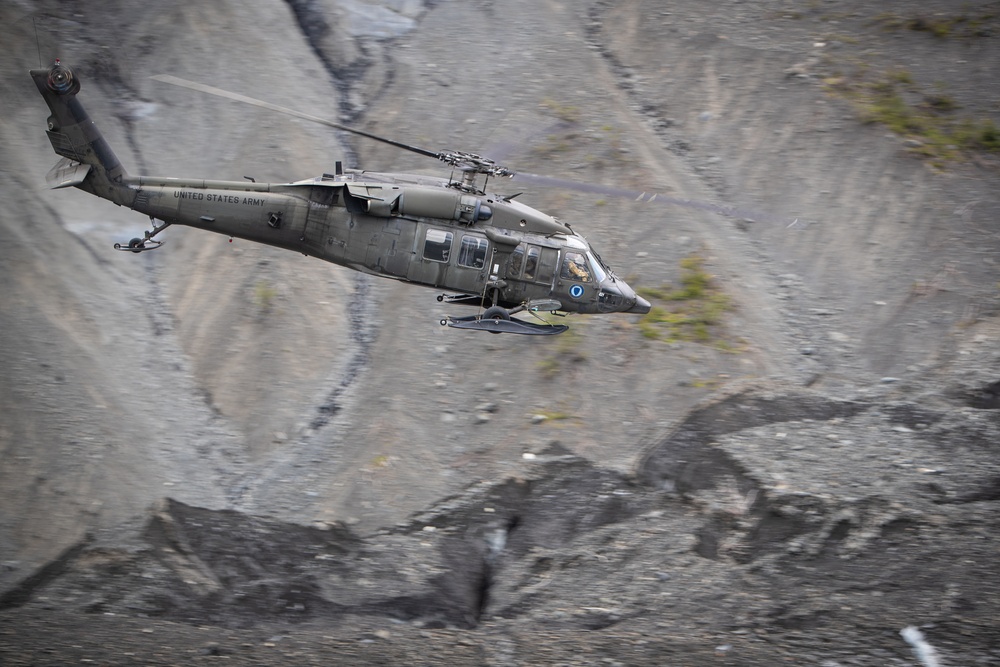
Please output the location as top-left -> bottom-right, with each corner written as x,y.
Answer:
2,366 -> 999,664
1,0 -> 998,664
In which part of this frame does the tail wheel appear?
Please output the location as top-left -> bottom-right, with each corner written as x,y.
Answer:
128,238 -> 145,253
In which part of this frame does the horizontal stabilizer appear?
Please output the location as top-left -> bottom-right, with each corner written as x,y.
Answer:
46,158 -> 91,189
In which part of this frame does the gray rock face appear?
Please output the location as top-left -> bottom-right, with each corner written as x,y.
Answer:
3,382 -> 999,665
2,0 -> 1000,664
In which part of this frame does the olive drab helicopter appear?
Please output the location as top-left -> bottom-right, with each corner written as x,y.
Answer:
31,60 -> 652,335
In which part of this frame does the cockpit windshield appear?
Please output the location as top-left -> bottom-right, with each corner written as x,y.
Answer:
587,251 -> 608,283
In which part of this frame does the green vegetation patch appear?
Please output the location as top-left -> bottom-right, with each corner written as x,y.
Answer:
636,255 -> 736,348
871,11 -> 999,39
253,280 -> 279,314
825,68 -> 1000,165
536,317 -> 587,378
540,98 -> 582,124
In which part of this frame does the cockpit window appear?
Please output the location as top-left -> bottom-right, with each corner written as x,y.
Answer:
537,248 -> 558,284
561,251 -> 592,282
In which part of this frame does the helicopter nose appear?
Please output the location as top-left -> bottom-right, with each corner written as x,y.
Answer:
627,294 -> 652,314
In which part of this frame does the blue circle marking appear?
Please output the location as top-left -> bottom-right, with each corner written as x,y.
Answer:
569,284 -> 585,299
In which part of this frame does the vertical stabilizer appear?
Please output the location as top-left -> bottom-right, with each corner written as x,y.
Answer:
30,61 -> 135,207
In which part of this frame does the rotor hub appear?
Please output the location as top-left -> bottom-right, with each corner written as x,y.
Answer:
46,60 -> 79,95
436,150 -> 515,178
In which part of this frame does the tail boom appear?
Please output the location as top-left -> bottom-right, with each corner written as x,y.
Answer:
30,62 -> 134,207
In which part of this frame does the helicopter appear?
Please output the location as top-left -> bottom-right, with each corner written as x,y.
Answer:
31,60 -> 652,335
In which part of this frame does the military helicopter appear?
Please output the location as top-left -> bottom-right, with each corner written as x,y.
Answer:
31,60 -> 653,335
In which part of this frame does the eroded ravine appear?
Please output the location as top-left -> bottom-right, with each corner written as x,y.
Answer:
220,1 -> 427,512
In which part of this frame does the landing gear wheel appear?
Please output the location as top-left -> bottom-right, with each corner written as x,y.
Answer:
482,306 -> 510,321
482,306 -> 509,334
128,237 -> 145,253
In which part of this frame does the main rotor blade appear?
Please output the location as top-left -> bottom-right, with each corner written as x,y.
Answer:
511,172 -> 792,225
151,74 -> 440,160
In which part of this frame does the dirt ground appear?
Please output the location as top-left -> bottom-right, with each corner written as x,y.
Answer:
1,0 -> 999,665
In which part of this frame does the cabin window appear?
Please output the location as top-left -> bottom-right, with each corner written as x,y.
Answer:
508,245 -> 525,278
524,247 -> 541,280
509,244 -> 557,283
458,235 -> 488,269
423,229 -> 453,263
561,251 -> 592,282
